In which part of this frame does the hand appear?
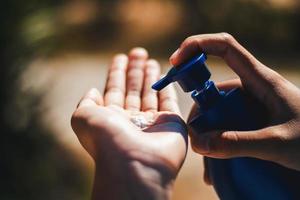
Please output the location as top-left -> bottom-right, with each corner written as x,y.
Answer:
71,48 -> 187,200
170,33 -> 300,183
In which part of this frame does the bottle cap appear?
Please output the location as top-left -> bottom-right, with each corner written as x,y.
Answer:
152,53 -> 211,92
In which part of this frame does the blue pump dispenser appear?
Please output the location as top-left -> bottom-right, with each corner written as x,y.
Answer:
152,53 -> 300,200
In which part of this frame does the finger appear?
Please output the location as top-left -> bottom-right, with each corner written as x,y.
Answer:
169,33 -> 283,103
142,59 -> 160,112
104,54 -> 128,107
189,124 -> 289,162
77,88 -> 103,108
125,47 -> 148,111
159,84 -> 180,115
216,78 -> 242,91
170,33 -> 265,81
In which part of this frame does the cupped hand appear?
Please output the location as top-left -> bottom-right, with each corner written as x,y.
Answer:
170,33 -> 300,183
71,48 -> 187,200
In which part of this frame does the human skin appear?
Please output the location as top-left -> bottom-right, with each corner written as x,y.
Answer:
170,33 -> 300,184
71,48 -> 188,200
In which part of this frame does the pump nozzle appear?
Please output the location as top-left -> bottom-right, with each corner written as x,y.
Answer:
152,53 -> 211,92
152,67 -> 178,90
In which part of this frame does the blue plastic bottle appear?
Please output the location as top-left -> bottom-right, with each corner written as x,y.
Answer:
152,53 -> 300,200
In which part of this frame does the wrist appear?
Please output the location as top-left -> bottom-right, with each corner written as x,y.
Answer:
92,158 -> 175,200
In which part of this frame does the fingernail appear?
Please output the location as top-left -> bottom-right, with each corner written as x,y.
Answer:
170,48 -> 180,64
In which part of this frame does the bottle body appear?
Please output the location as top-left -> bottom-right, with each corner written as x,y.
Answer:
189,88 -> 300,200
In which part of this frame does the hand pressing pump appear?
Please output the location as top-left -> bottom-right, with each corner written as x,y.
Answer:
152,53 -> 300,200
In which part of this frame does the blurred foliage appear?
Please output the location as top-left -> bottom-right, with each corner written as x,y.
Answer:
0,1 -> 90,199
182,0 -> 300,56
1,0 -> 299,199
6,0 -> 297,57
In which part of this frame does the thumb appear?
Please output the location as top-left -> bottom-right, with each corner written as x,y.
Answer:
190,124 -> 289,162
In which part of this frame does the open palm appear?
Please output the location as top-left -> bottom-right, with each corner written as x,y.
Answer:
71,48 -> 187,200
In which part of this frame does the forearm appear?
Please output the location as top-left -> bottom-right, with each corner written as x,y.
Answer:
92,160 -> 174,200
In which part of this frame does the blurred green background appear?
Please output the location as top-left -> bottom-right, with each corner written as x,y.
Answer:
1,0 -> 300,199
